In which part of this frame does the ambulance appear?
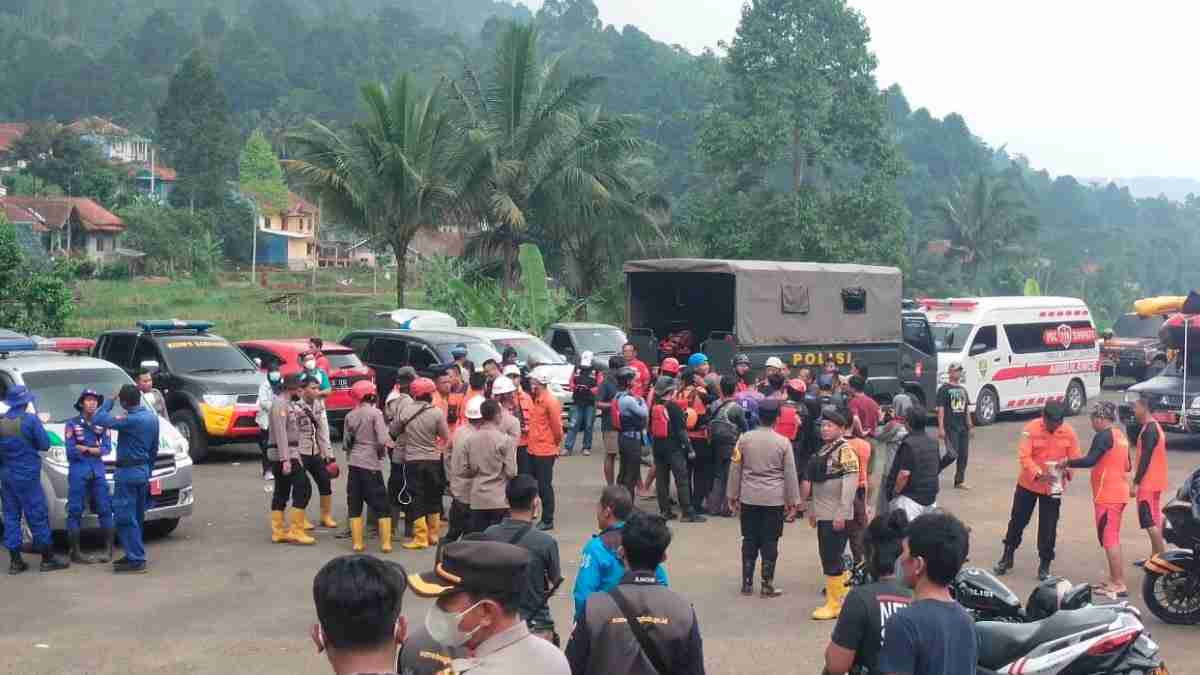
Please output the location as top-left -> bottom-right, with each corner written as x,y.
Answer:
919,297 -> 1102,425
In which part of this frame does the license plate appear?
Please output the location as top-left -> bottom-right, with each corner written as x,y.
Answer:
149,479 -> 162,496
333,378 -> 350,389
790,351 -> 852,367
1153,412 -> 1178,424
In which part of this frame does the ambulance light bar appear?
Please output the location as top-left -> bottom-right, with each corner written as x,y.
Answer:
137,320 -> 214,333
917,298 -> 979,311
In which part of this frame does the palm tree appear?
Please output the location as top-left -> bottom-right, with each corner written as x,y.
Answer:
451,22 -> 652,297
934,174 -> 1037,285
285,74 -> 460,306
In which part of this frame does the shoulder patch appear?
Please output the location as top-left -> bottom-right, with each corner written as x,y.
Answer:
731,444 -> 742,464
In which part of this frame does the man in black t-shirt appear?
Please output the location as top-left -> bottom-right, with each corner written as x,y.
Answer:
596,356 -> 624,487
878,512 -> 976,675
935,363 -> 972,489
825,511 -> 912,675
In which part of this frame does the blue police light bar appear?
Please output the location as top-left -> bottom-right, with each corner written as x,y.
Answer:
137,320 -> 214,333
0,334 -> 38,352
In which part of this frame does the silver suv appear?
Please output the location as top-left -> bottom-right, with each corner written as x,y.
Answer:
0,351 -> 194,541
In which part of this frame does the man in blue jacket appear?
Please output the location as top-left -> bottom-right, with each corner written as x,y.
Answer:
1,385 -> 69,573
65,389 -> 114,564
94,384 -> 159,574
572,485 -> 667,622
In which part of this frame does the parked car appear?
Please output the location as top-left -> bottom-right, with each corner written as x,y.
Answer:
340,329 -> 502,400
544,322 -> 627,366
450,328 -> 574,408
0,340 -> 193,542
238,339 -> 373,428
94,320 -> 264,463
1100,313 -> 1168,384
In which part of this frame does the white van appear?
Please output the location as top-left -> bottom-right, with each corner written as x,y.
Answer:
919,297 -> 1101,425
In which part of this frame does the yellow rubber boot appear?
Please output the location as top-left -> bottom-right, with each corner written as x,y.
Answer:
812,574 -> 847,620
402,517 -> 429,550
379,517 -> 393,554
302,509 -> 316,531
287,509 -> 316,545
427,513 -> 441,545
270,511 -> 287,544
320,495 -> 338,528
350,517 -> 366,553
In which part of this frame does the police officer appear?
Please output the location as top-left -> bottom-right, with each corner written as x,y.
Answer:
268,374 -> 315,546
728,399 -> 801,598
1,385 -> 69,574
94,384 -> 160,574
343,380 -> 394,554
298,366 -> 337,531
65,389 -> 115,564
392,377 -> 450,550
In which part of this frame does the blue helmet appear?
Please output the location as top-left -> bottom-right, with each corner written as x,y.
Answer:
74,388 -> 104,412
687,353 -> 708,369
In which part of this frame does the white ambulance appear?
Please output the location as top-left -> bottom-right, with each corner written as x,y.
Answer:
919,297 -> 1102,425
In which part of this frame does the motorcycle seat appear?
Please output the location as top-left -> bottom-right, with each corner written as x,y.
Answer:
976,607 -> 1116,670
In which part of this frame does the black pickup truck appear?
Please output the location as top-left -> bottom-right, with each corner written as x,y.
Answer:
623,259 -> 937,406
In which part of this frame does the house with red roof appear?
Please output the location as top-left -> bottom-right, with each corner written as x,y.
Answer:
255,191 -> 319,270
0,196 -> 125,261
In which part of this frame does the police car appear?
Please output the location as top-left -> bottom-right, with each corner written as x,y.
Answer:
0,333 -> 194,545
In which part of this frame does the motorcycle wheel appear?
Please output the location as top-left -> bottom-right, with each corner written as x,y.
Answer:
1142,568 -> 1200,625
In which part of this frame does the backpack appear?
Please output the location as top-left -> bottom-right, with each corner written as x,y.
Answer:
734,390 -> 763,429
649,403 -> 670,440
708,400 -> 740,448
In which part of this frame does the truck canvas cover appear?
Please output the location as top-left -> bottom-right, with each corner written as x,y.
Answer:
623,258 -> 902,346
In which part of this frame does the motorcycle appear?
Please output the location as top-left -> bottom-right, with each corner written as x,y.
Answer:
1142,488 -> 1200,625
953,566 -> 1092,622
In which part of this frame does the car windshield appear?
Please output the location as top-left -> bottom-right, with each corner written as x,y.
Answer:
491,337 -> 566,365
323,352 -> 363,370
1112,315 -> 1163,339
160,337 -> 257,373
438,341 -> 502,367
21,368 -> 134,423
571,328 -> 628,356
930,323 -> 974,353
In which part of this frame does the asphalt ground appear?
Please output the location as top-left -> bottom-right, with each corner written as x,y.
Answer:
2,384 -> 1197,674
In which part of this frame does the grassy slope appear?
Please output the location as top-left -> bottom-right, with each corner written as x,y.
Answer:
72,270 -> 421,343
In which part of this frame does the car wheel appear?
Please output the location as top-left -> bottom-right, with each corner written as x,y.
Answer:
1065,380 -> 1086,416
144,518 -> 180,539
973,387 -> 998,426
170,409 -> 209,464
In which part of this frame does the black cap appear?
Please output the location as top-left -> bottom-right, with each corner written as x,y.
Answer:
822,408 -> 848,427
282,373 -> 304,390
1043,400 -> 1066,422
408,540 -> 530,598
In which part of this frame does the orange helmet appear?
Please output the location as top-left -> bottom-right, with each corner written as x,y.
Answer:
350,380 -> 377,403
660,357 -> 681,375
410,377 -> 436,398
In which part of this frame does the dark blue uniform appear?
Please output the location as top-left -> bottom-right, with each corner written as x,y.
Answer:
94,398 -> 158,566
0,406 -> 52,553
64,414 -> 113,532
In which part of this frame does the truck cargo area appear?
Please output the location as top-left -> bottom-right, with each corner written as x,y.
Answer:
626,271 -> 736,346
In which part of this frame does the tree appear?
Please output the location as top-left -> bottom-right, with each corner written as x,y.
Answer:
934,174 -> 1037,285
0,214 -> 74,335
452,23 -> 652,296
286,74 -> 461,306
239,130 -> 288,215
202,6 -> 227,44
133,9 -> 194,75
158,49 -> 238,210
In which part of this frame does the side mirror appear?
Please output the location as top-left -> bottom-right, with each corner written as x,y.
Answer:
968,343 -> 989,356
140,359 -> 161,373
1101,330 -> 1114,340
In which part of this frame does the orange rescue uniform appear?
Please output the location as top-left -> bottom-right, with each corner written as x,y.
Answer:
1017,418 -> 1081,495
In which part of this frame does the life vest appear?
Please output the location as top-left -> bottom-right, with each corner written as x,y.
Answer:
613,391 -> 645,433
775,403 -> 801,440
650,403 -> 670,440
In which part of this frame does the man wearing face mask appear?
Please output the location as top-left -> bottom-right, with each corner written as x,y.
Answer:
408,540 -> 570,674
268,374 -> 315,545
311,554 -> 409,675
758,357 -> 787,398
257,366 -> 283,482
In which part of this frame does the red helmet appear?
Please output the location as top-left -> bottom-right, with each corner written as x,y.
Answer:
786,378 -> 807,394
350,380 -> 377,403
660,357 -> 681,375
410,377 -> 436,398
324,458 -> 340,479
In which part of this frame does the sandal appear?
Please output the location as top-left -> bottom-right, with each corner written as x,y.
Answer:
1091,582 -> 1129,600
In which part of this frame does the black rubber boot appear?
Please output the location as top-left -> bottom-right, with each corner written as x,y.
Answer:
994,546 -> 1015,576
760,559 -> 783,598
8,549 -> 28,575
39,548 -> 69,572
100,529 -> 115,564
69,530 -> 98,564
1038,558 -> 1052,581
741,551 -> 755,596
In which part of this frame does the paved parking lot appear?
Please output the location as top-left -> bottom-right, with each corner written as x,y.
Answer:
2,387 -> 1197,674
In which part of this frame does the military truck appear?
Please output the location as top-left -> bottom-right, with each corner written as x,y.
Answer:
623,259 -> 937,405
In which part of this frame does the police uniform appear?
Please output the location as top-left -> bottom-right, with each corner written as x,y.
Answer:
267,380 -> 315,545
408,541 -> 570,675
1,386 -> 68,573
94,392 -> 160,572
64,389 -> 115,563
344,400 -> 394,553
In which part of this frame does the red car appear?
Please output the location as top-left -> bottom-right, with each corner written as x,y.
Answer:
237,339 -> 374,429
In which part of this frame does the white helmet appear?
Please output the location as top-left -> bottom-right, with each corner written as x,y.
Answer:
579,350 -> 594,367
465,396 -> 484,420
765,356 -> 786,369
491,377 -> 517,396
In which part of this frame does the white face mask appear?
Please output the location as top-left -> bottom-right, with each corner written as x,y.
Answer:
425,600 -> 485,647
304,360 -> 317,371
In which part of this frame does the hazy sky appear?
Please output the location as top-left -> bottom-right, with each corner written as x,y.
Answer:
519,0 -> 1198,179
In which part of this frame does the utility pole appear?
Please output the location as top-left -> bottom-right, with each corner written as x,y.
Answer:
250,200 -> 258,287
